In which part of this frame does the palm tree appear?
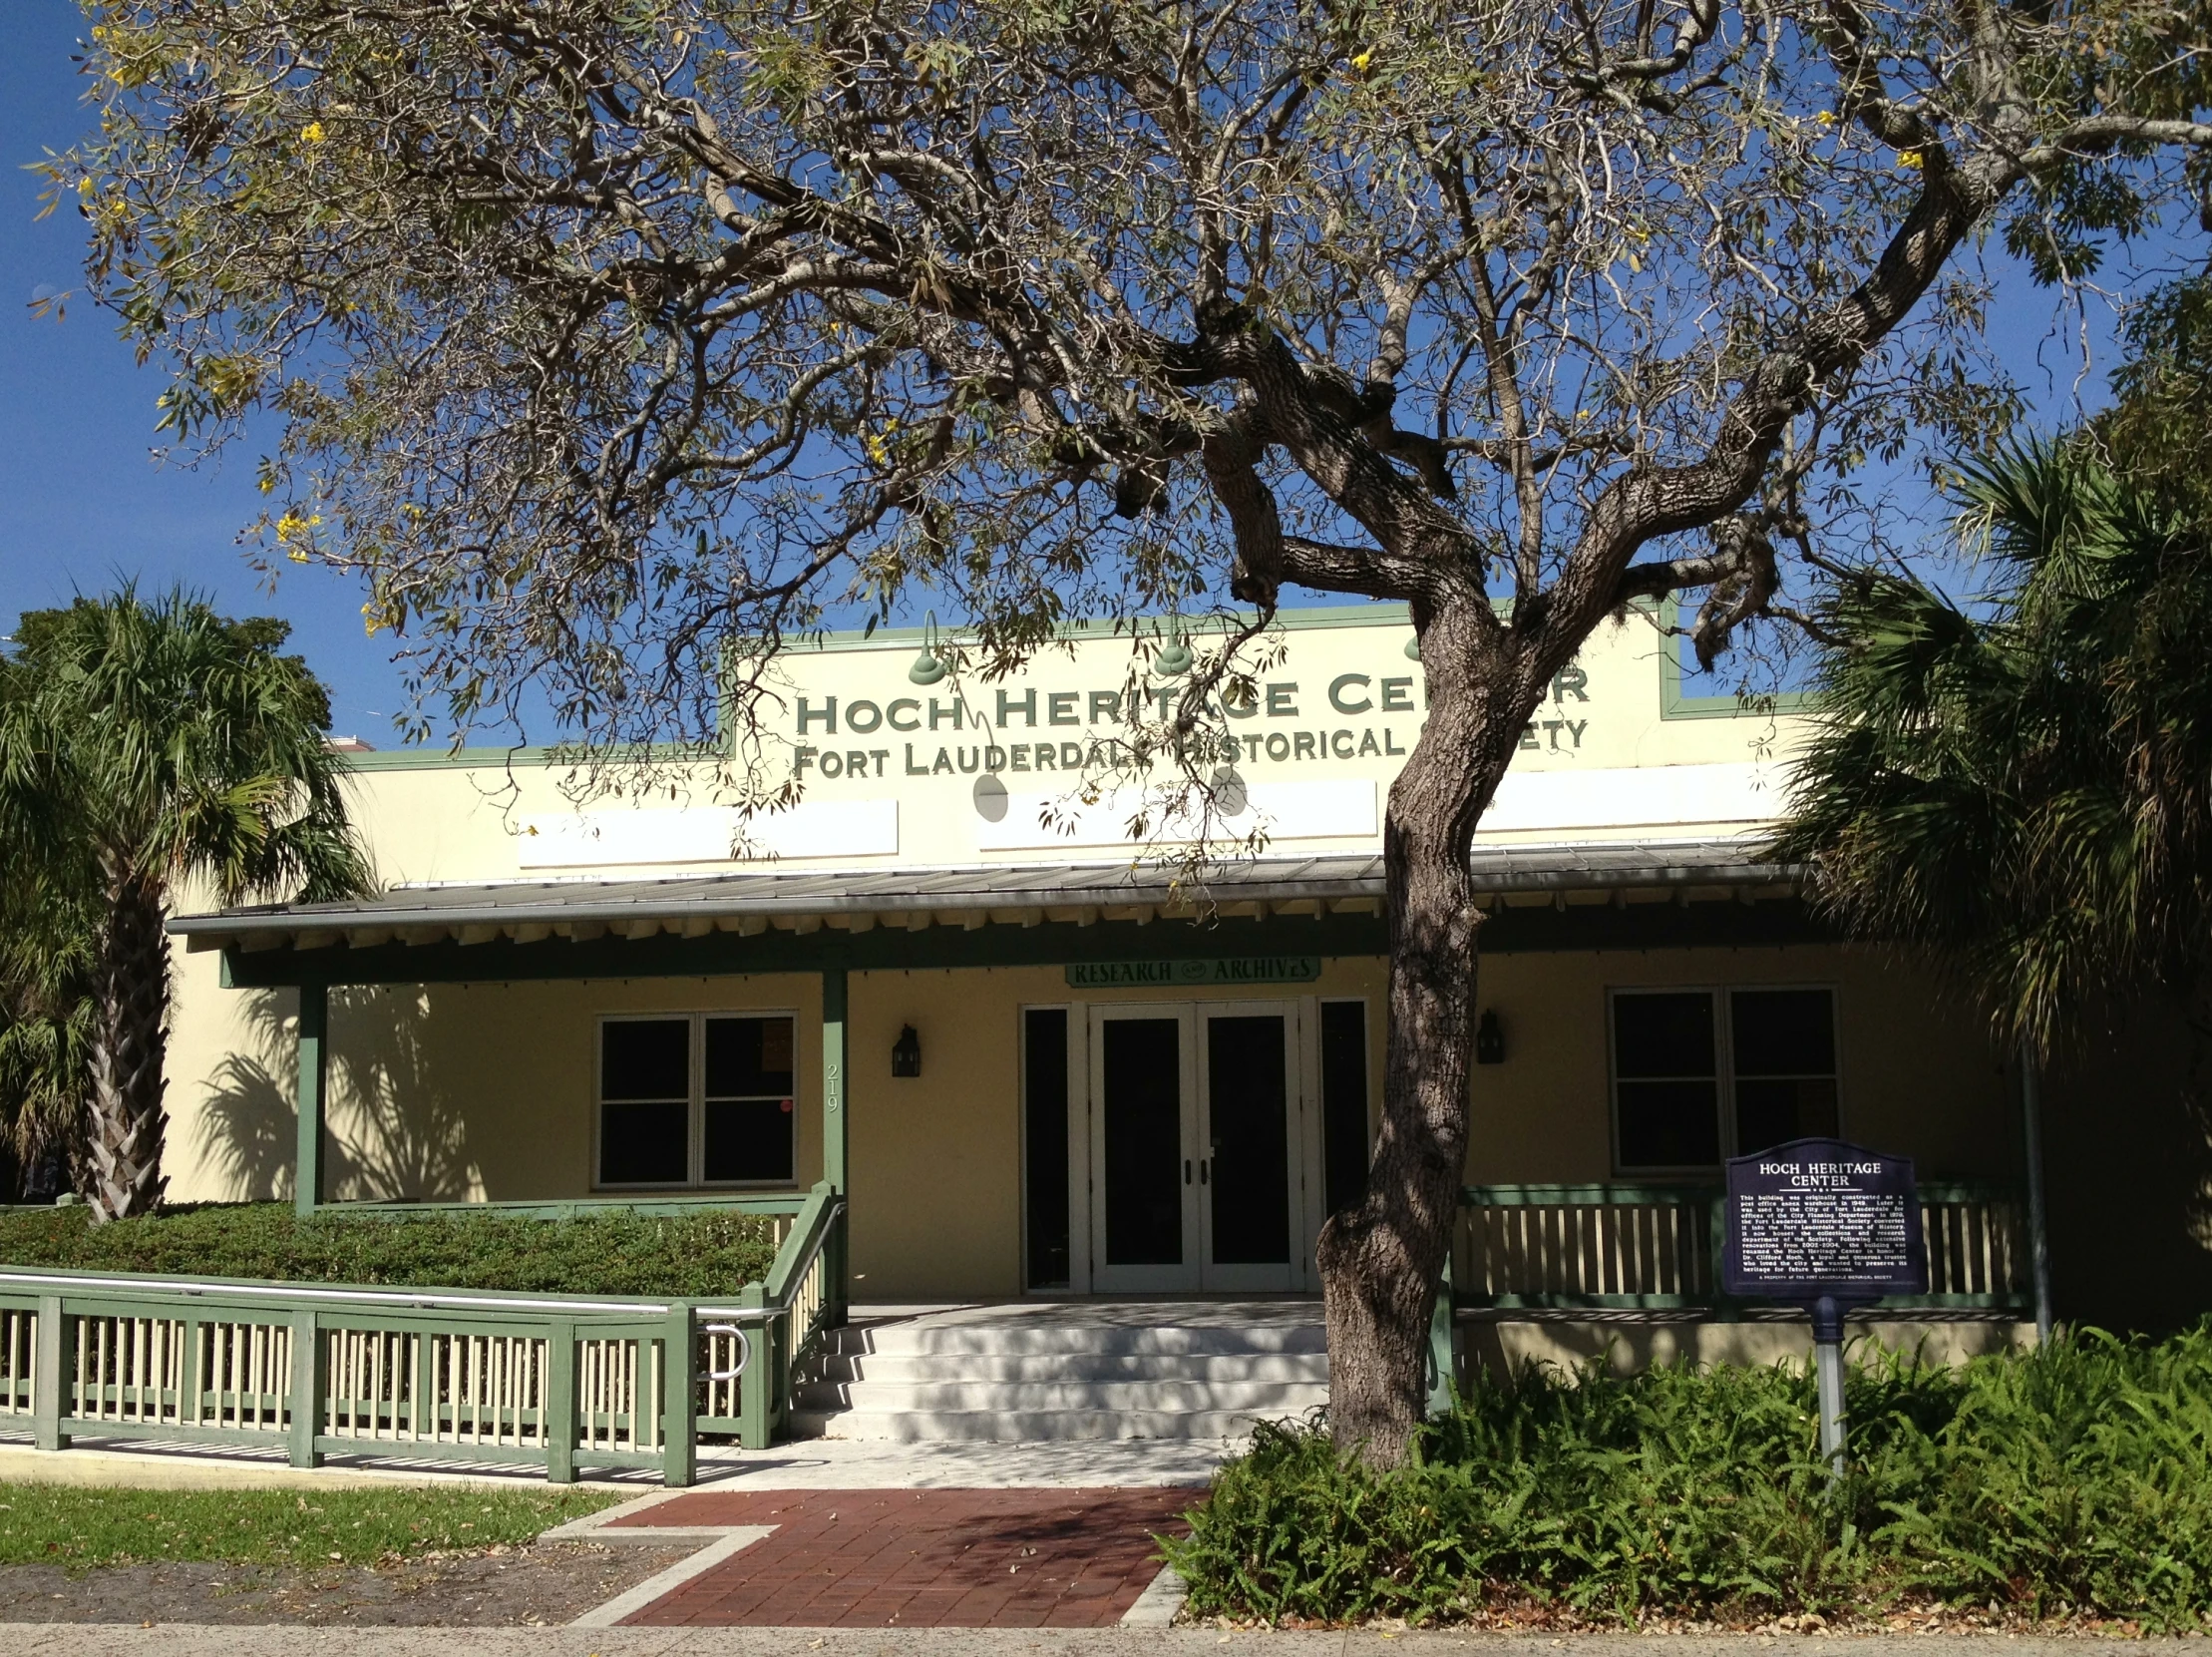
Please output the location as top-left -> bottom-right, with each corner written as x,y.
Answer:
0,591 -> 373,1221
1770,435 -> 2212,1056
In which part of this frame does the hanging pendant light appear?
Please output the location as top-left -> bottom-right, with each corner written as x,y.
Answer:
909,610 -> 949,685
1153,622 -> 1193,677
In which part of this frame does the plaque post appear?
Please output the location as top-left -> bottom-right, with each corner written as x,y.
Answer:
1721,1138 -> 1930,1482
1810,1293 -> 1847,1475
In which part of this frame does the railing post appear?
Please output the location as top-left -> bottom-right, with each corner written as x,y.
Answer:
738,1284 -> 773,1450
545,1319 -> 576,1484
1425,1255 -> 1456,1418
661,1300 -> 695,1488
180,1316 -> 201,1429
1706,1188 -> 1741,1323
34,1295 -> 69,1452
287,1307 -> 324,1468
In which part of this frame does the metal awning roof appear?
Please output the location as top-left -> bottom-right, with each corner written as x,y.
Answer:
171,838 -> 1795,953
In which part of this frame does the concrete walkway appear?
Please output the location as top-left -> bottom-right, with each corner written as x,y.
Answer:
0,1431 -> 1236,1493
0,1627 -> 2187,1654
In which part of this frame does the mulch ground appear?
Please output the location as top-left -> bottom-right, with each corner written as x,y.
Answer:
0,1537 -> 696,1625
610,1485 -> 1202,1628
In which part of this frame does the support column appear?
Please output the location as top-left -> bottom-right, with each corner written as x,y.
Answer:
821,968 -> 849,1193
295,983 -> 328,1218
822,968 -> 851,1325
2020,1042 -> 2054,1345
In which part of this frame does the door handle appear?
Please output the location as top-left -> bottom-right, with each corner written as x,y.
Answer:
1184,1158 -> 1192,1185
1200,1159 -> 1210,1185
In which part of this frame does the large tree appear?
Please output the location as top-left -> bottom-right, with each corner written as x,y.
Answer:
1772,271 -> 2212,1055
0,594 -> 374,1221
57,0 -> 2212,1456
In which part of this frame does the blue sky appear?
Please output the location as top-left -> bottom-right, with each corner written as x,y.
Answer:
0,1 -> 2165,747
0,0 -> 416,742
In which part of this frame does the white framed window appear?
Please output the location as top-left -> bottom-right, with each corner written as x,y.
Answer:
1608,986 -> 1839,1172
596,1012 -> 798,1189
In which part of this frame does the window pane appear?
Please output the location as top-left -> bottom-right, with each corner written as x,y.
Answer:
1023,1009 -> 1070,1288
1735,1078 -> 1840,1156
600,1099 -> 689,1184
1730,990 -> 1836,1076
705,1017 -> 795,1098
1614,993 -> 1716,1078
601,1020 -> 689,1101
703,1096 -> 795,1182
1320,1002 -> 1370,1215
1618,1080 -> 1722,1167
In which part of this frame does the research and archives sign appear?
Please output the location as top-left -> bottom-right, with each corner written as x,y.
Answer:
1064,956 -> 1322,989
1721,1137 -> 1929,1303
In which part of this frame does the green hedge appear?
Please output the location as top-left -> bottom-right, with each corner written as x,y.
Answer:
1171,1325 -> 2212,1630
0,1202 -> 779,1297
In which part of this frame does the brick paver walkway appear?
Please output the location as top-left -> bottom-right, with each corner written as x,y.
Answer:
607,1486 -> 1201,1627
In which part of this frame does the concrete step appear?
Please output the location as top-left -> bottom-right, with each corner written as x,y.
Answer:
815,1352 -> 1330,1385
822,1323 -> 1326,1359
796,1379 -> 1331,1414
787,1406 -> 1314,1443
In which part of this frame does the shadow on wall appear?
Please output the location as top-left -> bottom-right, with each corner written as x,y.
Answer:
195,989 -> 483,1202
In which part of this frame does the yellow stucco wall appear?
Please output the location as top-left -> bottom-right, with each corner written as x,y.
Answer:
164,948 -> 824,1205
165,938 -> 2015,1303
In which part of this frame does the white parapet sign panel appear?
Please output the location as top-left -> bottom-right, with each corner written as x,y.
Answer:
1482,761 -> 1780,834
971,777 -> 1377,853
518,799 -> 900,868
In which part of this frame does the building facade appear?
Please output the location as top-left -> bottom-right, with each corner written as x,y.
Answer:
159,602 -> 2176,1343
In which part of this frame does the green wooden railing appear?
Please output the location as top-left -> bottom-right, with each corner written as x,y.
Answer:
1455,1180 -> 2027,1314
0,1183 -> 846,1485
329,1194 -> 812,1222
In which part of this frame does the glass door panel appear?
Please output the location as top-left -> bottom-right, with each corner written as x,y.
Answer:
1199,1007 -> 1299,1292
1205,1016 -> 1290,1264
1089,1009 -> 1199,1292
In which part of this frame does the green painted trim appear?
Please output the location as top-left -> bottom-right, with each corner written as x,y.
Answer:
1656,596 -> 1818,721
1462,1182 -> 1713,1207
1459,1293 -> 1706,1311
218,898 -> 1833,990
295,984 -> 326,1218
337,744 -> 563,772
1066,955 -> 1320,989
329,1195 -> 806,1220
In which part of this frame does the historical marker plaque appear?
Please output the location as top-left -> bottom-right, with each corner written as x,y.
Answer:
1721,1137 -> 1928,1304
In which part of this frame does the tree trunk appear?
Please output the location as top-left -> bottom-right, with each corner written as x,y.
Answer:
1318,613 -> 1528,1467
85,873 -> 171,1223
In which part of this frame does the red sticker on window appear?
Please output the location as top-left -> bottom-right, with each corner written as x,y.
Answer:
780,1098 -> 793,1113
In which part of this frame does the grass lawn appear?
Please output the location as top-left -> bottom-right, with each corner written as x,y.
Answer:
0,1481 -> 628,1572
0,1202 -> 779,1297
1170,1323 -> 2212,1632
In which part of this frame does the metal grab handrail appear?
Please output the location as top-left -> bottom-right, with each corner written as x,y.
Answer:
701,1324 -> 752,1382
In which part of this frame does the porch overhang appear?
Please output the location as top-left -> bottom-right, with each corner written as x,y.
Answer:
170,838 -> 1822,989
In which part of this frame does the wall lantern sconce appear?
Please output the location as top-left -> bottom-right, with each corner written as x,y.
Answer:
1475,1009 -> 1505,1065
892,1024 -> 922,1078
908,611 -> 949,685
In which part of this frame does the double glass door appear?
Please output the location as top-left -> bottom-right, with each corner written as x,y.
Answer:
1087,1003 -> 1303,1292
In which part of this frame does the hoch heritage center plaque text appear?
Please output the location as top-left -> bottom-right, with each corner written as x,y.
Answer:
1721,1137 -> 1929,1303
